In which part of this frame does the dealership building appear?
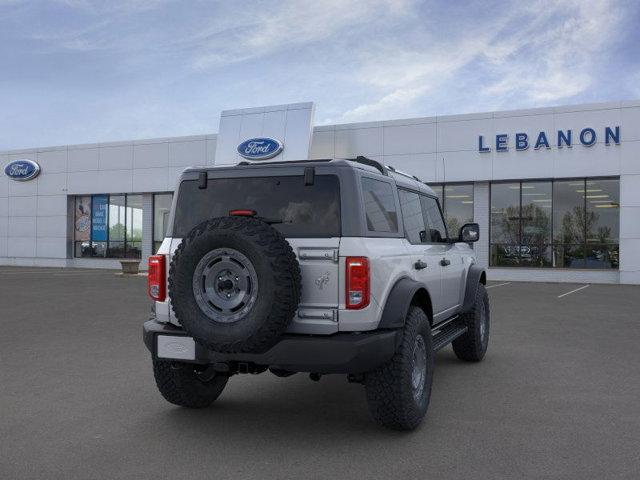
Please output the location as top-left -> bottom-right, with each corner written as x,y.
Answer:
1,100 -> 639,284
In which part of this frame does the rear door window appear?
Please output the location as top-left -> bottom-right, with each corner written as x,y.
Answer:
361,177 -> 398,233
173,175 -> 340,238
399,189 -> 426,244
420,195 -> 448,242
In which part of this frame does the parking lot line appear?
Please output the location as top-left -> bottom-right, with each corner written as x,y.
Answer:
486,282 -> 511,289
557,284 -> 590,298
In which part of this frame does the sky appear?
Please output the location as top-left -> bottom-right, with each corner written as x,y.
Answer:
1,0 -> 639,150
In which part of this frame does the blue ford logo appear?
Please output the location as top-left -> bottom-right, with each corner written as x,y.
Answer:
237,137 -> 283,160
4,159 -> 41,181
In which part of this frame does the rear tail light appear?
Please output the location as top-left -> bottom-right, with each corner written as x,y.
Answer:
345,257 -> 370,309
229,209 -> 257,217
148,255 -> 166,301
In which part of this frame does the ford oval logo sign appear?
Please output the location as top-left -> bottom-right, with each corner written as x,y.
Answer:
4,159 -> 41,182
237,137 -> 283,160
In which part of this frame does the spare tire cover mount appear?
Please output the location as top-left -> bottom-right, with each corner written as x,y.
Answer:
192,247 -> 259,324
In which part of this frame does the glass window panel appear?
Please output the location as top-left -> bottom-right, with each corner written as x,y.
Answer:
361,178 -> 398,233
107,241 -> 125,258
109,195 -> 125,241
520,181 -> 552,267
74,241 -> 92,258
491,244 -> 520,267
584,243 -> 619,269
108,195 -> 125,257
126,194 -> 143,259
92,241 -> 108,258
491,183 -> 520,245
444,183 -> 473,236
585,179 -> 619,245
399,190 -> 426,244
420,195 -> 447,242
153,193 -> 173,247
553,244 -> 586,269
553,180 -> 586,245
174,176 -> 341,237
74,196 -> 91,243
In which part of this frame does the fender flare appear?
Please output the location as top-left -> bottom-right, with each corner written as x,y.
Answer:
377,277 -> 429,329
461,265 -> 486,313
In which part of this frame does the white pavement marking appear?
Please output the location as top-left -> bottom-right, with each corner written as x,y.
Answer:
0,270 -> 113,276
486,282 -> 511,289
557,284 -> 590,298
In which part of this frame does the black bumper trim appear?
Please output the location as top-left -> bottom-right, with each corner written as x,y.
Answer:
143,320 -> 400,374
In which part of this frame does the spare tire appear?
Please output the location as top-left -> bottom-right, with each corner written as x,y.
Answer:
169,216 -> 301,353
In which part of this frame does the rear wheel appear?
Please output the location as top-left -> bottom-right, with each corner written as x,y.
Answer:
153,360 -> 228,408
364,307 -> 433,430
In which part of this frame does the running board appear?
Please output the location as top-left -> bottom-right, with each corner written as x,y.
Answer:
432,323 -> 468,351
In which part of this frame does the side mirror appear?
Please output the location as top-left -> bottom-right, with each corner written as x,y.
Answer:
459,223 -> 480,243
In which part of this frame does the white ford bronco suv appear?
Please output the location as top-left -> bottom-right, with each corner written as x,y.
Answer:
143,156 -> 489,430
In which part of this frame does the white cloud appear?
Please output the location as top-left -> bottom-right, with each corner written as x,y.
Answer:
190,0 -> 416,69
336,0 -> 625,122
482,0 -> 621,105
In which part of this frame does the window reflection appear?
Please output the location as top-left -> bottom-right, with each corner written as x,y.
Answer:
430,183 -> 474,238
126,195 -> 143,259
521,181 -> 552,267
74,193 -> 143,259
491,178 -> 619,269
153,193 -> 173,253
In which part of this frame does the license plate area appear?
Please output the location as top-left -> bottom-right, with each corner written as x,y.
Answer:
156,335 -> 196,360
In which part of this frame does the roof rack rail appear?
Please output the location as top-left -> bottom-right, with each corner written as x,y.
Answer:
347,156 -> 387,175
236,158 -> 332,167
386,165 -> 423,183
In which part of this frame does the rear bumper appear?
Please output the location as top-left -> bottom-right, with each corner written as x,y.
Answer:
143,319 -> 400,374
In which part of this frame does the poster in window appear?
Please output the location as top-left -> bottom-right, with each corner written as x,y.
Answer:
74,196 -> 91,241
91,195 -> 108,242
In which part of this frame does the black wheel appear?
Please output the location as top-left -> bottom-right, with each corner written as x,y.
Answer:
452,283 -> 490,362
364,306 -> 433,431
169,216 -> 301,353
153,360 -> 228,408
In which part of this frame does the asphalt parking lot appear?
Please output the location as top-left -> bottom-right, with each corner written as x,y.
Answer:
1,268 -> 639,479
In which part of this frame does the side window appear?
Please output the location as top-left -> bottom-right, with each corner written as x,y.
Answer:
420,195 -> 448,242
399,190 -> 426,244
361,177 -> 398,233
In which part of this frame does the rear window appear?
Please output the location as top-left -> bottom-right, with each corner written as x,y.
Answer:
172,175 -> 341,238
361,177 -> 398,233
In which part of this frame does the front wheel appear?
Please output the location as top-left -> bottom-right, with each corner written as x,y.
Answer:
452,283 -> 490,362
364,306 -> 433,431
153,360 -> 228,408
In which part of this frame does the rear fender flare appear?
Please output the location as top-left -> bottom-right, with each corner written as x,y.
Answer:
378,277 -> 431,329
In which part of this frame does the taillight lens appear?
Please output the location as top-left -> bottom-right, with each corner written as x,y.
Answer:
229,209 -> 257,217
148,255 -> 166,301
345,257 -> 370,309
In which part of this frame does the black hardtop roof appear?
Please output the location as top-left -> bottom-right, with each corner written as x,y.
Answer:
182,157 -> 437,197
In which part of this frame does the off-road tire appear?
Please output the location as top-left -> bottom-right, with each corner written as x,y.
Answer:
169,216 -> 301,353
364,307 -> 433,431
452,283 -> 490,362
153,360 -> 228,408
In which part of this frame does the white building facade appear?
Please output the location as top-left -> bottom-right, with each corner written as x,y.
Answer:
1,100 -> 639,284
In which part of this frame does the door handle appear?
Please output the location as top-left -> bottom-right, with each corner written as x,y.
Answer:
440,258 -> 451,267
414,260 -> 428,270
